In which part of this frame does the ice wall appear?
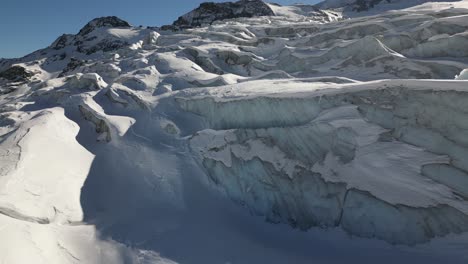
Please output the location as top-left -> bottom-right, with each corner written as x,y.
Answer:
181,79 -> 468,245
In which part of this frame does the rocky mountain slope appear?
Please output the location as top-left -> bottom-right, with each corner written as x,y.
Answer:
1,0 -> 468,263
171,0 -> 275,29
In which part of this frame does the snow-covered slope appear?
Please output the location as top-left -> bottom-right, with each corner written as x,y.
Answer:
318,0 -> 455,11
1,0 -> 468,263
317,0 -> 466,17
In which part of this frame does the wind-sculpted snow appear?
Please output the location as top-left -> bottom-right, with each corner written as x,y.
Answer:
0,107 -> 94,223
1,1 -> 468,263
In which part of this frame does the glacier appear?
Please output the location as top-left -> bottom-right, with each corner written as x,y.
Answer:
1,0 -> 468,263
182,79 -> 468,245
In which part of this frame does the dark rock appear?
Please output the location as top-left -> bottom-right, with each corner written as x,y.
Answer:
160,25 -> 179,31
0,66 -> 34,81
0,59 -> 11,72
77,39 -> 128,55
353,0 -> 391,12
78,16 -> 131,36
170,0 -> 275,29
59,58 -> 85,77
50,34 -> 74,50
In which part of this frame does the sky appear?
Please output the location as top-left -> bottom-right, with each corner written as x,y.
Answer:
0,0 -> 320,59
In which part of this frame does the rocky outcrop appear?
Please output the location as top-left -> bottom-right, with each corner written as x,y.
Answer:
353,0 -> 391,12
0,66 -> 34,82
59,58 -> 86,77
50,34 -> 74,50
76,38 -> 128,55
170,0 -> 275,29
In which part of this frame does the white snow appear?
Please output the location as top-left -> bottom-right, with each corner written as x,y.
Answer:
1,0 -> 468,263
0,107 -> 94,224
456,68 -> 468,79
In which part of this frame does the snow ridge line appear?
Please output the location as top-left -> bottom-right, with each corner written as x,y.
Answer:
0,206 -> 50,224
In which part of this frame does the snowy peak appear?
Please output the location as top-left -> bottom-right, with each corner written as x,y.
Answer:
170,0 -> 275,28
49,16 -> 136,55
78,16 -> 131,36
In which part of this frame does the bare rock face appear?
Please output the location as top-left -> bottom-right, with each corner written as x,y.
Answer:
352,0 -> 391,12
59,58 -> 85,77
50,34 -> 74,50
0,66 -> 34,82
170,0 -> 275,29
78,16 -> 131,36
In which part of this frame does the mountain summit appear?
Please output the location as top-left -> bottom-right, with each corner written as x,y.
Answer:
49,16 -> 135,55
78,16 -> 132,36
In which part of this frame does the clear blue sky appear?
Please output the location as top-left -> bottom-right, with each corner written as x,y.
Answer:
0,0 -> 320,59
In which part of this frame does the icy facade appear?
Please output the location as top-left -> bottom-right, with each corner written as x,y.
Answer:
181,79 -> 468,245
